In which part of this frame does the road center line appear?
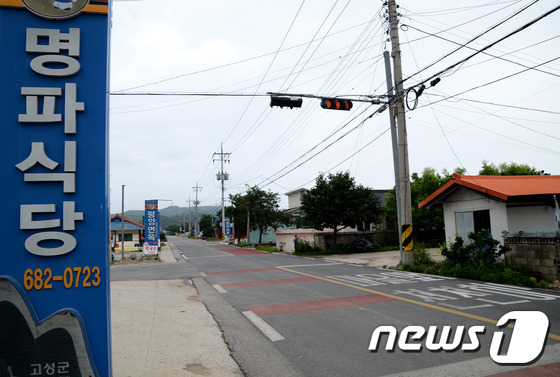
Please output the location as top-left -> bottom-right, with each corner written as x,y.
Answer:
275,266 -> 560,341
221,276 -> 318,289
277,263 -> 342,268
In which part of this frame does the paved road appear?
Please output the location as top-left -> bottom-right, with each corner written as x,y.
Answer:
142,237 -> 560,376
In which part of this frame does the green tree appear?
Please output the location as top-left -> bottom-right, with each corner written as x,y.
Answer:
384,167 -> 462,234
199,214 -> 216,238
301,172 -> 382,247
228,192 -> 252,242
479,161 -> 539,176
230,186 -> 292,244
166,224 -> 182,234
384,161 -> 538,241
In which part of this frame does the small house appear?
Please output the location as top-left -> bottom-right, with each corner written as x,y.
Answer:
419,174 -> 560,245
110,214 -> 144,250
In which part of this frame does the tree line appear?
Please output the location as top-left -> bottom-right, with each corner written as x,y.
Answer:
166,161 -> 540,246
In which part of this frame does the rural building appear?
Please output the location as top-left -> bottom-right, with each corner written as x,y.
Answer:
110,214 -> 144,250
419,174 -> 560,281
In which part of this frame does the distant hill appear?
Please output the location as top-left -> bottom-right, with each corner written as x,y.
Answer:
112,205 -> 219,229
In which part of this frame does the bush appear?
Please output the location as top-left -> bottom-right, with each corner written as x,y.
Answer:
295,240 -> 315,253
348,237 -> 375,253
413,243 -> 435,265
441,229 -> 510,268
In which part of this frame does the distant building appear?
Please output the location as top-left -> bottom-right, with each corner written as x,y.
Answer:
110,214 -> 144,249
275,188 -> 391,252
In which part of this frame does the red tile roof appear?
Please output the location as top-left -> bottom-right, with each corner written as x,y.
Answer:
111,214 -> 145,228
419,174 -> 560,208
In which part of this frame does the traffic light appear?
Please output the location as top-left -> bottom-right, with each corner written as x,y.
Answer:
320,98 -> 353,111
270,96 -> 303,109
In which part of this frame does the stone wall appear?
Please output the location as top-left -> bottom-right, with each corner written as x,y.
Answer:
504,233 -> 559,282
314,231 -> 394,251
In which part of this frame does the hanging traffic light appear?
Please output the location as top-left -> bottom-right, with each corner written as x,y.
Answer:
270,96 -> 303,109
320,98 -> 353,111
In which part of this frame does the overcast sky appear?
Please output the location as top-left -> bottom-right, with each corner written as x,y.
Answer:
109,0 -> 560,213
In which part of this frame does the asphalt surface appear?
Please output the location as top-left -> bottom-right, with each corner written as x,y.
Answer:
110,236 -> 560,377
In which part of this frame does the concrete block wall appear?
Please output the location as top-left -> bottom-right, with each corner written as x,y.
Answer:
504,235 -> 559,282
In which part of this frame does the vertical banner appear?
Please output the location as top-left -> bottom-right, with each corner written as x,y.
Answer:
143,200 -> 160,255
0,1 -> 111,376
225,217 -> 231,236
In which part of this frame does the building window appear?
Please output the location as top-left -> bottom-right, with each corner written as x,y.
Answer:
118,234 -> 133,241
455,209 -> 490,241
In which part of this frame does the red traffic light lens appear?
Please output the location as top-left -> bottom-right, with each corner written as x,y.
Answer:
321,98 -> 352,110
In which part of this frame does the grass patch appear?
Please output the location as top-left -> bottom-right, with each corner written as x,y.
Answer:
294,247 -> 359,256
256,245 -> 281,253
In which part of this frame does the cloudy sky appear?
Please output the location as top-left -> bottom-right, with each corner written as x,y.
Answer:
109,0 -> 560,213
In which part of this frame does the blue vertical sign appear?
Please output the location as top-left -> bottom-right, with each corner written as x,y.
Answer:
0,1 -> 111,376
143,200 -> 160,255
225,217 -> 232,236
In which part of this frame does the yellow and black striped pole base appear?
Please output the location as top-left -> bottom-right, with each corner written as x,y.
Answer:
401,224 -> 414,265
401,224 -> 413,251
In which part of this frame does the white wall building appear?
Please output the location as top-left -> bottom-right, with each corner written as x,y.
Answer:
419,174 -> 560,245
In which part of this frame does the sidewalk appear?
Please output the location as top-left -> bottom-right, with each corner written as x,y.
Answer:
110,243 -> 244,377
320,248 -> 445,268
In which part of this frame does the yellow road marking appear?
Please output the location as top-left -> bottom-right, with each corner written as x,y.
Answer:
276,266 -> 560,341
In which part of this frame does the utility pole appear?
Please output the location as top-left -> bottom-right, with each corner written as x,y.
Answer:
192,183 -> 202,238
245,184 -> 251,244
188,197 -> 192,235
121,184 -> 125,259
383,50 -> 403,265
213,143 -> 231,242
388,0 -> 414,265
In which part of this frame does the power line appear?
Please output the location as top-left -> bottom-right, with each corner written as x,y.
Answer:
400,0 -> 540,86
415,56 -> 560,109
222,0 -> 306,145
258,104 -> 381,188
278,0 -> 341,92
405,24 -> 560,80
298,126 -> 391,189
403,0 -> 522,16
406,4 -> 560,90
112,19 -> 374,93
423,93 -> 560,116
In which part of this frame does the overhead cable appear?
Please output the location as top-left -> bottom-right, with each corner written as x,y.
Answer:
408,4 -> 560,89
401,0 -> 540,86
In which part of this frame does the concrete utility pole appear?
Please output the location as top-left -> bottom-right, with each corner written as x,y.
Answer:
245,184 -> 251,244
192,183 -> 202,238
383,50 -> 404,265
188,196 -> 192,234
213,143 -> 231,242
121,184 -> 125,259
388,0 -> 414,265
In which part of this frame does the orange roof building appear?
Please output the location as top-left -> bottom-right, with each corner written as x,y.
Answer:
110,214 -> 145,249
418,174 -> 560,245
